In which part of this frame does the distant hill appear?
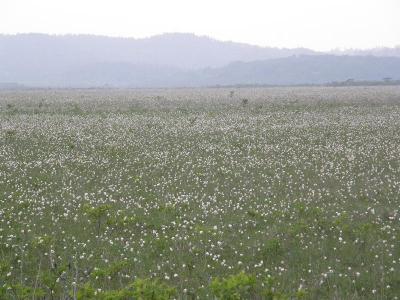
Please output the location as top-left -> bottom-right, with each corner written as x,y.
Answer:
1,33 -> 400,87
28,55 -> 400,88
0,33 -> 317,72
331,47 -> 400,57
195,55 -> 400,86
0,82 -> 26,89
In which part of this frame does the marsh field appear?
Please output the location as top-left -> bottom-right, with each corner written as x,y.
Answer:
1,86 -> 400,299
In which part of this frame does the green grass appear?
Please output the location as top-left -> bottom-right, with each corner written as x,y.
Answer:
0,86 -> 400,299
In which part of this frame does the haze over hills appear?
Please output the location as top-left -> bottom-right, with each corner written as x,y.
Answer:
0,33 -> 318,70
55,55 -> 400,87
197,55 -> 400,86
331,47 -> 400,57
1,33 -> 400,87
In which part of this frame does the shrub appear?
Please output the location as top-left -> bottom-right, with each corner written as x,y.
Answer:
83,204 -> 112,234
211,272 -> 256,300
132,278 -> 176,300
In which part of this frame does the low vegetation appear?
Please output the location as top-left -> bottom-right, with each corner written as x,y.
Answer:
0,87 -> 399,299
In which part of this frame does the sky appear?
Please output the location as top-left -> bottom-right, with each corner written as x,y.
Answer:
1,0 -> 399,51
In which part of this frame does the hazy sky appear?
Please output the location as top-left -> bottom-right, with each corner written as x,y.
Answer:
1,0 -> 399,51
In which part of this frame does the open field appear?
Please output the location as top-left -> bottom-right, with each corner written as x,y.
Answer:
1,86 -> 400,299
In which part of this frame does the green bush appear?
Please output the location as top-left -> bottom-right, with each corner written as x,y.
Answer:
77,278 -> 175,300
211,272 -> 256,300
132,278 -> 176,300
